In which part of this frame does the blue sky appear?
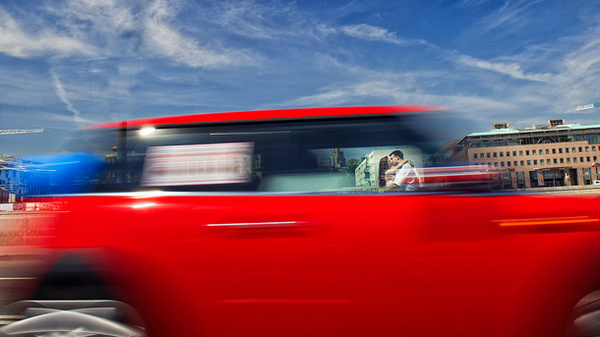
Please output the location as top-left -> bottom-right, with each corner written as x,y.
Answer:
1,0 -> 600,156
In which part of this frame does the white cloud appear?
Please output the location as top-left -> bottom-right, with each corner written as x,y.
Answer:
214,0 -> 284,39
282,77 -> 517,118
456,54 -> 554,82
281,76 -> 421,108
441,93 -> 519,118
143,0 -> 252,68
1,1 -> 254,69
475,0 -> 543,35
340,24 -> 426,46
552,28 -> 600,109
197,0 -> 325,42
455,0 -> 493,7
61,0 -> 137,33
51,73 -> 82,122
0,9 -> 93,58
38,110 -> 99,127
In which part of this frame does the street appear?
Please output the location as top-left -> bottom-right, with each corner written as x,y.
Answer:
0,212 -> 52,325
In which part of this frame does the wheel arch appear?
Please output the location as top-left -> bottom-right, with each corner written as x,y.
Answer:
500,234 -> 600,337
32,253 -> 113,301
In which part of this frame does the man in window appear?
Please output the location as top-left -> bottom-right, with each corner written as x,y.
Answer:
385,150 -> 421,192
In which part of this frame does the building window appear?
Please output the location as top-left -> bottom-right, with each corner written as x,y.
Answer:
579,147 -> 583,152
581,157 -> 585,162
593,146 -> 597,151
501,162 -> 505,167
514,161 -> 518,166
539,149 -> 543,155
587,157 -> 591,162
559,148 -> 563,154
507,161 -> 511,167
527,160 -> 531,165
506,151 -> 511,157
526,150 -> 530,155
547,159 -> 551,164
552,149 -> 556,154
560,158 -> 564,163
529,171 -> 540,188
566,148 -> 570,153
567,158 -> 571,163
516,171 -> 525,188
586,147 -> 590,152
554,158 -> 558,164
573,147 -> 576,153
474,153 -> 478,159
519,151 -> 523,156
487,153 -> 491,158
494,162 -> 498,167
500,152 -> 504,157
532,150 -> 537,155
488,163 -> 492,167
513,151 -> 517,156
540,159 -> 544,165
574,157 -> 578,163
493,152 -> 497,157
534,160 -> 538,165
520,160 -> 525,166
583,168 -> 592,185
594,156 -> 598,161
546,149 -> 550,154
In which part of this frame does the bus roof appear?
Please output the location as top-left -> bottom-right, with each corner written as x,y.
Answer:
86,105 -> 448,129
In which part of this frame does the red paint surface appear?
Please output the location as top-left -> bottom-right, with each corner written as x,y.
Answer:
13,106 -> 600,337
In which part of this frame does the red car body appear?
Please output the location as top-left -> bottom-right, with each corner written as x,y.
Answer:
2,106 -> 600,337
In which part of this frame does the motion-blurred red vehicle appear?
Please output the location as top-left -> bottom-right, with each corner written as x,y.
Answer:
2,106 -> 600,337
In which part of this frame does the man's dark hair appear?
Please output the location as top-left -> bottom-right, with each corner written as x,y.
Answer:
390,150 -> 404,159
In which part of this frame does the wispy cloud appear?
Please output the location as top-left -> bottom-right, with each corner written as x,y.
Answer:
194,3 -> 424,47
1,0 -> 255,69
475,0 -> 543,35
0,9 -> 93,58
455,54 -> 554,82
207,0 -> 298,39
340,24 -> 427,46
51,73 -> 82,122
455,0 -> 493,7
547,23 -> 600,113
282,81 -> 399,107
143,0 -> 253,68
57,0 -> 138,36
4,109 -> 99,129
281,71 -> 516,110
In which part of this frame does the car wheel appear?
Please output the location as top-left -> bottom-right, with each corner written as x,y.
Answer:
0,300 -> 146,337
566,290 -> 600,337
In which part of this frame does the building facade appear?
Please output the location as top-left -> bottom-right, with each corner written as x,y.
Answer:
316,148 -> 347,170
458,120 -> 600,189
0,154 -> 17,202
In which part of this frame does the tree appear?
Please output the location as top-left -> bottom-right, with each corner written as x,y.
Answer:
346,158 -> 360,174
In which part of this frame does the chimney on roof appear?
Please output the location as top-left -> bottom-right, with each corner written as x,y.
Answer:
549,119 -> 565,127
493,123 -> 510,130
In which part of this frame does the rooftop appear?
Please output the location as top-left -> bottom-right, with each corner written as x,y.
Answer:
466,121 -> 600,138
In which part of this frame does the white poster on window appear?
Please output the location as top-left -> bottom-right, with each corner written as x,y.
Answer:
141,142 -> 254,186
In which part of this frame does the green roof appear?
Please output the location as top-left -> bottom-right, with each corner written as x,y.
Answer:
569,123 -> 600,130
466,123 -> 600,137
467,128 -> 519,137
